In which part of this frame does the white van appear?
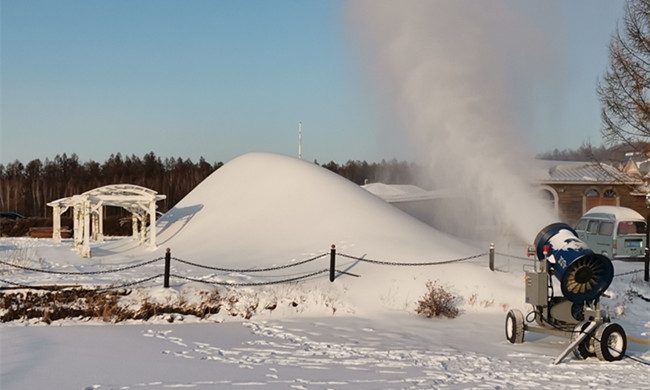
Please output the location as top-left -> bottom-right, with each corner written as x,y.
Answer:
575,206 -> 647,259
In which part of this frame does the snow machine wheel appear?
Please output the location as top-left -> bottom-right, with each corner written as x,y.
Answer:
571,321 -> 595,359
505,309 -> 524,344
594,323 -> 626,361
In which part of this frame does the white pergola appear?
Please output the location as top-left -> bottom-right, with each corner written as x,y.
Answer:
47,184 -> 166,258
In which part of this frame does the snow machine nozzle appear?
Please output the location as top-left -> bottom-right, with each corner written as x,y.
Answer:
534,222 -> 614,304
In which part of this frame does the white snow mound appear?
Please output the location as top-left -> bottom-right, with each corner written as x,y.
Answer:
155,152 -> 474,266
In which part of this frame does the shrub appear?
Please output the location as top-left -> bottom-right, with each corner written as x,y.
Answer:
416,280 -> 459,319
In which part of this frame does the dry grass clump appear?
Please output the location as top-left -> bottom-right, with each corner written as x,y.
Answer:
0,288 -> 128,323
415,280 -> 459,319
0,287 -> 223,323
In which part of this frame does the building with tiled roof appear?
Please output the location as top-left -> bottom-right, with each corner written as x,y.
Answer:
536,160 -> 646,225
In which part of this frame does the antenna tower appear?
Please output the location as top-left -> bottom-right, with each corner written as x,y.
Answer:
298,122 -> 302,160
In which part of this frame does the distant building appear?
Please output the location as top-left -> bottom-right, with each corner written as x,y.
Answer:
364,160 -> 648,232
535,161 -> 646,226
621,151 -> 650,183
362,182 -> 476,238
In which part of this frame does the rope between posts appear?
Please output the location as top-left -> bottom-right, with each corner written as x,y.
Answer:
171,253 -> 328,272
0,277 -> 68,290
614,269 -> 644,278
94,274 -> 164,292
495,252 -> 532,261
0,274 -> 164,292
170,269 -> 330,287
337,252 -> 488,266
0,257 -> 164,275
628,288 -> 650,302
495,253 -> 646,279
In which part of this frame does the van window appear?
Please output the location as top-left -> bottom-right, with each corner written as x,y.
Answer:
587,220 -> 599,234
576,219 -> 588,231
599,222 -> 614,235
617,221 -> 647,235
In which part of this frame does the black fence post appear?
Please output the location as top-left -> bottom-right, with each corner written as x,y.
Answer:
645,249 -> 649,282
645,205 -> 649,282
330,244 -> 336,282
489,243 -> 495,271
164,248 -> 171,288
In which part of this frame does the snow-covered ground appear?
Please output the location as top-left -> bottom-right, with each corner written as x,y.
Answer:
1,153 -> 649,389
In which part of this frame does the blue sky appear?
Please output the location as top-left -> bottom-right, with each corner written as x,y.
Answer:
0,0 -> 626,165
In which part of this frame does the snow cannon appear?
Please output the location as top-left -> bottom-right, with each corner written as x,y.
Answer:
505,222 -> 626,364
534,222 -> 614,304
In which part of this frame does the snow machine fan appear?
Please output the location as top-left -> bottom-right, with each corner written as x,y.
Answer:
505,223 -> 627,364
533,222 -> 614,304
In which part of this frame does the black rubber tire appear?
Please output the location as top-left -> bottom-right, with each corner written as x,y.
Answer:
594,323 -> 627,361
571,321 -> 595,359
505,309 -> 525,344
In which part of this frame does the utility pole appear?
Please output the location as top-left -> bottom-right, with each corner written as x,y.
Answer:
298,122 -> 302,160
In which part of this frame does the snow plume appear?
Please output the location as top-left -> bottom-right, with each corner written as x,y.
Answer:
346,1 -> 559,243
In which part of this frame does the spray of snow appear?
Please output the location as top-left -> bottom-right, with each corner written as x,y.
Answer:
346,0 -> 560,243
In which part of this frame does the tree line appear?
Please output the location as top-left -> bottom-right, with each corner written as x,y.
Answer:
0,153 -> 426,218
535,142 -> 650,164
1,142 -> 639,220
0,152 -> 221,218
320,159 -> 425,187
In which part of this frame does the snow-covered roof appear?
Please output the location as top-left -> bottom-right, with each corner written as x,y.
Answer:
48,184 -> 166,213
535,160 -> 642,185
361,183 -> 428,202
582,205 -> 645,221
361,183 -> 464,203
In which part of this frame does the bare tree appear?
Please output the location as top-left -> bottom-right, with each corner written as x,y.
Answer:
598,0 -> 650,152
